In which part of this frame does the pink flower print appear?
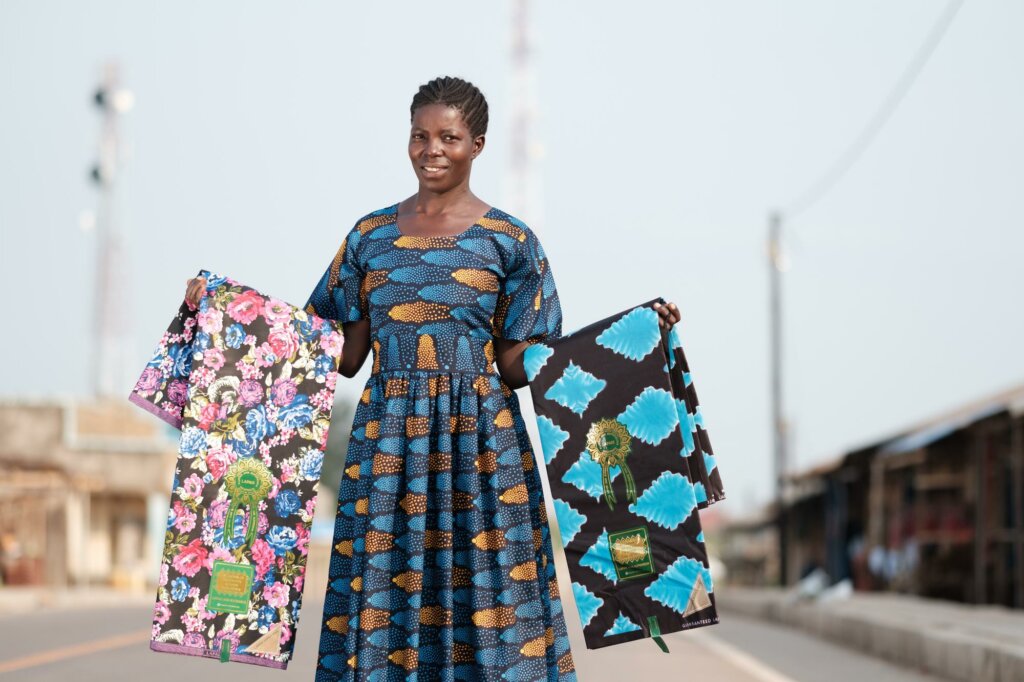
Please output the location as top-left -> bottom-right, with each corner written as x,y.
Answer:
206,446 -> 236,481
197,593 -> 218,618
196,595 -> 216,621
263,297 -> 292,326
134,367 -> 162,395
279,623 -> 292,645
198,401 -> 222,431
153,600 -> 170,625
208,498 -> 228,528
295,522 -> 310,556
182,632 -> 206,648
205,546 -> 234,572
263,582 -> 289,609
182,609 -> 204,632
158,563 -> 168,587
173,503 -> 197,533
326,370 -> 337,392
280,461 -> 295,484
251,538 -> 275,579
320,330 -> 343,358
197,308 -> 224,335
167,379 -> 189,406
270,378 -> 297,407
172,539 -> 209,578
203,347 -> 225,371
267,327 -> 299,362
238,361 -> 261,381
159,355 -> 175,375
192,366 -> 215,389
310,387 -> 334,411
238,379 -> 264,407
182,473 -> 204,500
226,290 -> 263,325
294,572 -> 304,594
254,342 -> 278,368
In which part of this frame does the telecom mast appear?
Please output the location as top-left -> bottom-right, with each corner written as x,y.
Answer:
505,0 -> 544,228
88,61 -> 134,399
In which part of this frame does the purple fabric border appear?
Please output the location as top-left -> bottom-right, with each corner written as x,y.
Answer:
150,640 -> 288,669
129,391 -> 183,430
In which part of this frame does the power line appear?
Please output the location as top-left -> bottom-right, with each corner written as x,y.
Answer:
784,0 -> 965,220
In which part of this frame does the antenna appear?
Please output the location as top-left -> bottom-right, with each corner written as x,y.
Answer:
505,0 -> 544,229
88,61 -> 135,399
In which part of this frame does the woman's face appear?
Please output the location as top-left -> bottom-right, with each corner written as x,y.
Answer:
408,103 -> 484,192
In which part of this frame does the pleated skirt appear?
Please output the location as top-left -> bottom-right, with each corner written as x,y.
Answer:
315,368 -> 577,682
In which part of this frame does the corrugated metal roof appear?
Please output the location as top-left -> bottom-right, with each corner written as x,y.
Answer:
879,401 -> 1007,456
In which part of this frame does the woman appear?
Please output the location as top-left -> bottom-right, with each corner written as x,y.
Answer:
185,76 -> 681,681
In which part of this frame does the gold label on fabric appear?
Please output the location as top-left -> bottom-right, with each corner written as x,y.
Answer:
585,419 -> 636,509
208,560 -> 255,614
607,526 -> 655,580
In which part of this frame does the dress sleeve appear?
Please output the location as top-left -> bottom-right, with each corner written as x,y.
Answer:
303,226 -> 366,323
493,228 -> 562,344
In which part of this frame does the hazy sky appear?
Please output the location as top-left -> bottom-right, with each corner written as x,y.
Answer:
2,1 -> 1022,517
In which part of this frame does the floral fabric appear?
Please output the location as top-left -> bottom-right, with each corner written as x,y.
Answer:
129,268 -> 344,669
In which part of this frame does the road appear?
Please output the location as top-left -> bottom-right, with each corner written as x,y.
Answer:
0,589 -> 943,682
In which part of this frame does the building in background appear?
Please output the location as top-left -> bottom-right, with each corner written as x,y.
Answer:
720,383 -> 1024,610
0,398 -> 176,591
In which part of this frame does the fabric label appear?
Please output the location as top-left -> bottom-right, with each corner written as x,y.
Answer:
607,525 -> 655,580
208,560 -> 255,614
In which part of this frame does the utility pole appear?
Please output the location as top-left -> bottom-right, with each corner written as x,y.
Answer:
88,62 -> 134,400
768,211 -> 789,586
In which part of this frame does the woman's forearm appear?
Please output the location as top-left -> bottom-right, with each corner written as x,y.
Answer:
338,320 -> 371,378
494,337 -> 530,390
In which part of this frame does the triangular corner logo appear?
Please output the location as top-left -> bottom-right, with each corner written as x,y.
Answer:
246,622 -> 283,656
682,573 -> 712,617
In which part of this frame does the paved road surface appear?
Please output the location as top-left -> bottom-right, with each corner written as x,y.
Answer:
0,588 -> 944,682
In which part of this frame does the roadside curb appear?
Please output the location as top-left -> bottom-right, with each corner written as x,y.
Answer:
716,586 -> 1024,682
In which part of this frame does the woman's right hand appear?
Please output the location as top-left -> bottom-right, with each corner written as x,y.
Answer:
185,276 -> 207,307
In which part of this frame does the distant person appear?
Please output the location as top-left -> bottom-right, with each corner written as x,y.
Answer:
185,75 -> 682,680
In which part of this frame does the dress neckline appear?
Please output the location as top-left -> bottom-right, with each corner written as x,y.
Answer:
392,202 -> 495,239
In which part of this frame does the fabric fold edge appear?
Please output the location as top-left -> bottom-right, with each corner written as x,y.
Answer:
149,641 -> 287,669
128,391 -> 183,429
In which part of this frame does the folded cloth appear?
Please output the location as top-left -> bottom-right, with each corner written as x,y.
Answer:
128,268 -> 344,669
523,297 -> 725,652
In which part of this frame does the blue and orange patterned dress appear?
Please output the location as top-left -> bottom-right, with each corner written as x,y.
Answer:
303,202 -> 577,681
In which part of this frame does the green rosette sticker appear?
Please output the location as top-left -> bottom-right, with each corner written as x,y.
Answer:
585,418 -> 635,510
222,457 -> 273,548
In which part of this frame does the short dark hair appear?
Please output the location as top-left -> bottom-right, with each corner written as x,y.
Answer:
410,76 -> 489,139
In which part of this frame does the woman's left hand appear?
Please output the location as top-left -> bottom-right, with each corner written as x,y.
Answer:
653,301 -> 680,330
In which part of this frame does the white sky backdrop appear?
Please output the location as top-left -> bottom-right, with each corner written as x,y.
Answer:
2,1 -> 1022,517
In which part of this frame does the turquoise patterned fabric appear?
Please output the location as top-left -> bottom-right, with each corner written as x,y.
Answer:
524,299 -> 725,650
305,204 -> 577,681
